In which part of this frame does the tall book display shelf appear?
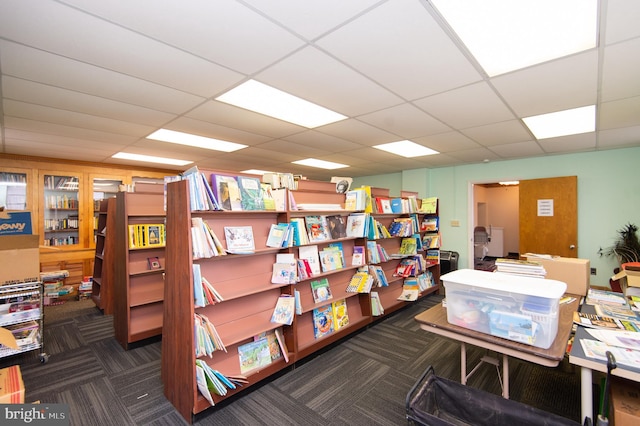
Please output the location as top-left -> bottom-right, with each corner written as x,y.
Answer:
113,190 -> 166,350
91,198 -> 116,314
162,176 -> 440,423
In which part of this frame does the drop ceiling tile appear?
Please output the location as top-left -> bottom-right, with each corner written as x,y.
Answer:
601,38 -> 640,102
490,141 -> 544,159
537,133 -> 596,153
316,0 -> 482,100
3,77 -> 175,126
414,82 -> 515,129
448,147 -> 502,163
2,139 -> 113,163
252,139 -> 329,159
4,117 -> 139,144
605,1 -> 640,44
60,0 -> 306,75
316,119 -> 400,145
185,101 -> 305,139
256,46 -> 403,116
243,0 -> 380,40
0,41 -> 206,114
0,1 -> 242,96
165,117 -> 272,146
4,100 -> 155,136
4,128 -> 130,151
491,51 -> 598,117
598,125 -> 640,149
412,132 -> 481,153
281,130 -> 363,152
599,96 -> 640,129
358,103 -> 450,139
461,120 -> 532,146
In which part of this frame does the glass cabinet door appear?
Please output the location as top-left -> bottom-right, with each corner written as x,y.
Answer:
92,177 -> 121,241
0,172 -> 28,210
43,174 -> 80,246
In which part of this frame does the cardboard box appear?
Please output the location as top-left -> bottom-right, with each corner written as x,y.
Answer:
611,377 -> 640,426
0,235 -> 40,286
612,266 -> 640,297
0,365 -> 25,404
524,254 -> 590,296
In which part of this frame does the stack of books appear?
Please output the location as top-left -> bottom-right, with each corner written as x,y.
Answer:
494,258 -> 546,278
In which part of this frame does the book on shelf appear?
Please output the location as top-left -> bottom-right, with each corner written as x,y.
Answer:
237,175 -> 265,211
238,338 -> 273,374
421,217 -> 439,232
368,264 -> 389,287
212,174 -> 242,211
128,224 -> 165,249
289,218 -> 309,246
260,183 -> 276,211
332,299 -> 349,331
194,312 -> 226,357
266,223 -> 290,248
312,304 -> 334,339
346,213 -> 367,238
305,215 -> 331,243
370,291 -> 384,316
423,233 -> 441,249
319,246 -> 344,272
195,359 -> 237,403
191,217 -> 226,259
346,269 -> 374,293
355,185 -> 373,213
425,249 -> 440,265
271,254 -> 298,284
325,214 -> 347,239
419,197 -> 438,214
573,311 -> 640,331
294,289 -> 302,315
271,188 -> 288,211
223,226 -> 255,254
274,327 -> 289,363
344,188 -> 365,211
298,245 -> 321,276
147,256 -> 161,270
310,278 -> 333,304
271,295 -> 295,325
397,279 -> 420,302
352,245 -> 365,266
375,197 -> 393,214
181,166 -> 220,211
296,258 -> 313,281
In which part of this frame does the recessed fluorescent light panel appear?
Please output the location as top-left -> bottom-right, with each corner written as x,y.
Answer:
430,0 -> 598,76
216,79 -> 347,128
241,169 -> 274,175
373,141 -> 439,158
147,129 -> 247,152
523,105 -> 595,139
112,152 -> 192,166
292,158 -> 348,170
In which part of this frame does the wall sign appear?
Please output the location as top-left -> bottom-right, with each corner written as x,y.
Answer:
537,199 -> 554,217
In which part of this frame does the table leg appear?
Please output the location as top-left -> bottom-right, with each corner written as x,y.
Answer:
580,367 -> 593,424
461,342 -> 467,385
502,354 -> 509,399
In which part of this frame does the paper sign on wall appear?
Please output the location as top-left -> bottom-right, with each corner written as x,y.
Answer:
537,199 -> 554,217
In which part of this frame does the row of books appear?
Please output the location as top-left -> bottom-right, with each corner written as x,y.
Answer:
237,328 -> 289,375
366,241 -> 391,264
194,312 -> 225,358
494,258 -> 547,278
193,264 -> 223,308
388,215 -> 420,237
128,223 -> 165,249
397,271 -> 437,302
195,359 -> 247,406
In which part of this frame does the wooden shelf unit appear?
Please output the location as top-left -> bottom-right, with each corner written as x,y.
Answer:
91,198 -> 116,314
162,175 -> 440,423
113,190 -> 166,349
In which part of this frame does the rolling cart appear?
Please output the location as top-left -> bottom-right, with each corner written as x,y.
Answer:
0,280 -> 48,363
406,365 -> 589,426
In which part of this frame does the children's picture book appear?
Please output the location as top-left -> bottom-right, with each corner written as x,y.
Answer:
271,295 -> 295,325
254,330 -> 282,362
420,197 -> 438,214
346,213 -> 367,238
573,311 -> 640,331
224,226 -> 255,253
147,256 -> 161,270
237,338 -> 273,374
319,246 -> 344,272
237,175 -> 265,211
310,278 -> 333,303
260,183 -> 276,211
273,327 -> 289,363
352,245 -> 365,266
305,215 -> 331,243
266,223 -> 289,248
298,245 -> 321,276
332,299 -> 349,331
312,304 -> 334,339
212,174 -> 242,211
325,215 -> 347,239
145,224 -> 164,246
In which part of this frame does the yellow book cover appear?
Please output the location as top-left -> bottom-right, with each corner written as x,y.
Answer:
332,299 -> 349,330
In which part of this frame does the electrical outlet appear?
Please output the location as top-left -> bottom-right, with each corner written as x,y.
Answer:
590,267 -> 597,275
451,220 -> 460,227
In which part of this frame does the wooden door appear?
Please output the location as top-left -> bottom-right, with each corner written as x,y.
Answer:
519,176 -> 578,258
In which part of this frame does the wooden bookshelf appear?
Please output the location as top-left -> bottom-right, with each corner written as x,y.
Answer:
91,198 -> 117,314
113,191 -> 166,349
162,174 -> 440,423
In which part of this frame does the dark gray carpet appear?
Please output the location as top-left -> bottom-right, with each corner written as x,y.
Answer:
0,295 -> 583,425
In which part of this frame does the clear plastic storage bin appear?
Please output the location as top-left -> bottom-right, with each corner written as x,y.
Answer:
442,269 -> 567,349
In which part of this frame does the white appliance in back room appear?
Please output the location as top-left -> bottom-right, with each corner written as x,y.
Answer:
486,226 -> 504,257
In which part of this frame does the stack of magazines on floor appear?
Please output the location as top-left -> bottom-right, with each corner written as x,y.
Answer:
574,287 -> 640,368
494,258 -> 547,278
